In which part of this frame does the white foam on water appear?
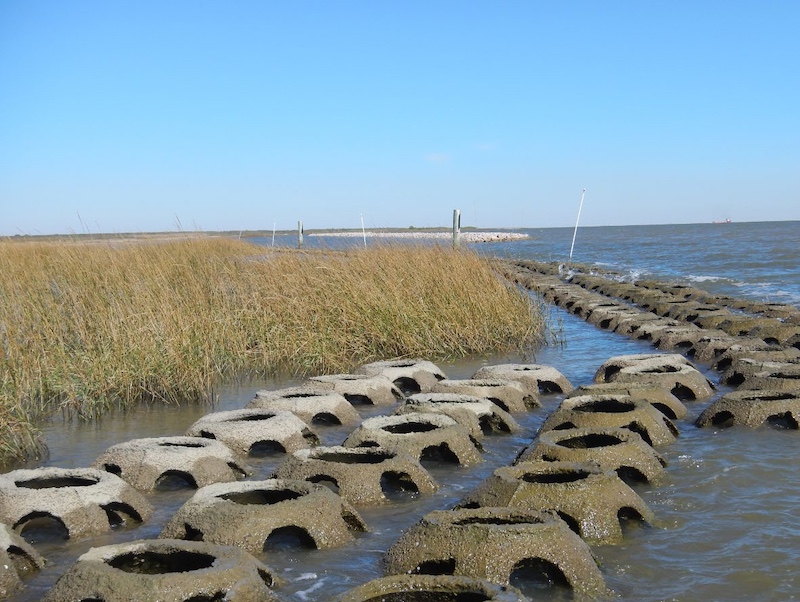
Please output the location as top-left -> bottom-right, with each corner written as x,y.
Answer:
626,269 -> 645,282
772,290 -> 800,305
296,572 -> 318,581
728,280 -> 800,305
295,577 -> 327,600
732,280 -> 771,289
686,274 -> 726,283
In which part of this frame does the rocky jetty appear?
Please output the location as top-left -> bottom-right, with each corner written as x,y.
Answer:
314,230 -> 529,243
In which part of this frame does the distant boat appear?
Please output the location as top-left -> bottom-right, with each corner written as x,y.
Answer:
712,219 -> 732,224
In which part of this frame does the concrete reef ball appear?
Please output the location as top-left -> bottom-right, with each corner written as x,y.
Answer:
338,574 -> 531,602
717,315 -> 789,338
42,538 -> 279,602
0,467 -> 153,540
691,337 -> 773,365
247,386 -> 361,425
457,461 -> 654,544
695,390 -> 800,429
431,378 -> 540,412
396,393 -> 521,439
567,383 -> 688,420
749,323 -> 800,346
0,521 -> 45,598
540,394 -> 679,447
593,353 -> 715,401
712,347 -> 800,374
629,319 -> 685,344
517,427 -> 666,485
160,479 -> 367,554
343,413 -> 484,466
92,436 -> 251,491
384,507 -> 609,598
356,359 -> 447,395
185,408 -> 319,457
721,360 -> 800,391
307,373 -> 405,406
584,303 -> 641,329
654,326 -> 728,353
273,445 -> 437,505
472,364 -> 574,395
612,312 -> 671,337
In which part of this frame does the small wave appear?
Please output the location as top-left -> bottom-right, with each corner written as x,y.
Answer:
606,269 -> 646,283
773,291 -> 800,306
296,577 -> 327,600
732,281 -> 773,289
686,274 -> 727,283
730,281 -> 800,305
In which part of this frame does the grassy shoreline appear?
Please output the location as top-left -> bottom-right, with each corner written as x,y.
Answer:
0,238 -> 545,466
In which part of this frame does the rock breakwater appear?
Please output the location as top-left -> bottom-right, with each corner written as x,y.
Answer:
313,230 -> 529,243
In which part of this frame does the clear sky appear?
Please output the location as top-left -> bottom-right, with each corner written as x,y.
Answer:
2,1 -> 798,235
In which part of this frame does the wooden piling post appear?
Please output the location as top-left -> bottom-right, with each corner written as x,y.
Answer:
298,220 -> 304,248
453,209 -> 462,248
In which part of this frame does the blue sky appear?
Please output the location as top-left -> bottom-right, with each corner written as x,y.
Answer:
1,1 -> 798,235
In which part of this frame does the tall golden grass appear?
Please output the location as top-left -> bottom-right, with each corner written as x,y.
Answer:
0,236 -> 544,464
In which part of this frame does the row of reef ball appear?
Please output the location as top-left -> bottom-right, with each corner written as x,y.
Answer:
2,349 -> 726,601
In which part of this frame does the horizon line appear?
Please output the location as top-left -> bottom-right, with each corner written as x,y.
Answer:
3,218 -> 799,239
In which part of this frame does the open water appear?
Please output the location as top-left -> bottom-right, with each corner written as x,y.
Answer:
8,220 -> 800,601
483,220 -> 800,308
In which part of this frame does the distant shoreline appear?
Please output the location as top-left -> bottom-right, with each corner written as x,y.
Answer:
311,230 -> 529,243
1,229 -> 529,244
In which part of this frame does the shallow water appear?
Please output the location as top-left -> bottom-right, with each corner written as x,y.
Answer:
8,300 -> 799,602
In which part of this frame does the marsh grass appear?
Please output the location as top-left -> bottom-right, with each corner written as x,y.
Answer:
0,236 -> 544,464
